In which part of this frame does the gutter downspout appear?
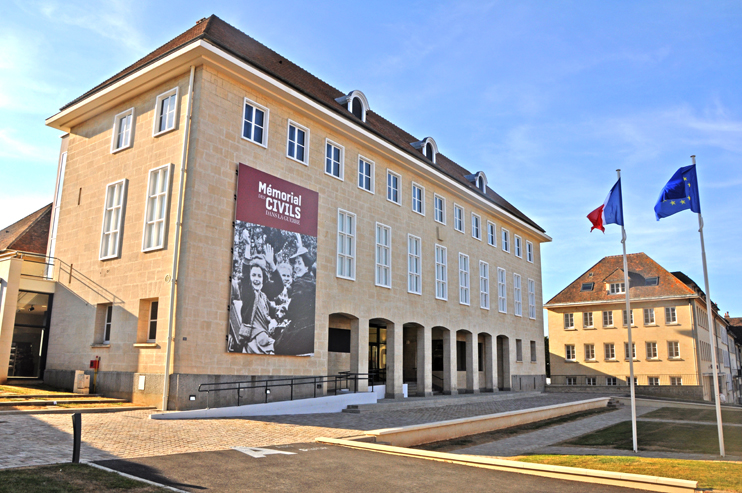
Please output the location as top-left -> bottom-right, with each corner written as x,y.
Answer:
162,65 -> 195,411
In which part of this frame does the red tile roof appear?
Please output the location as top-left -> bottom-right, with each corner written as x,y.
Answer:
58,16 -> 544,234
0,204 -> 52,254
546,252 -> 696,306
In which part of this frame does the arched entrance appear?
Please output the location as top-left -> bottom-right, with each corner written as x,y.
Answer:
496,335 -> 510,391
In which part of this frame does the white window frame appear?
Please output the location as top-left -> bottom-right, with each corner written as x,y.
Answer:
501,228 -> 510,253
386,170 -> 401,205
375,222 -> 392,288
487,221 -> 497,247
141,164 -> 172,252
99,179 -> 128,260
603,310 -> 614,327
668,341 -> 680,359
453,204 -> 464,233
111,107 -> 134,153
434,194 -> 446,224
357,155 -> 374,194
286,119 -> 310,165
586,377 -> 597,386
513,273 -> 522,317
604,343 -> 616,360
565,345 -> 576,362
458,253 -> 470,306
585,344 -> 595,361
609,282 -> 625,294
407,234 -> 422,295
644,308 -> 655,325
241,97 -> 269,147
670,376 -> 682,386
325,139 -> 344,180
606,377 -> 617,386
528,278 -> 536,319
103,304 -> 113,344
623,309 -> 634,327
646,341 -> 658,360
435,244 -> 448,301
564,313 -> 574,329
648,376 -> 660,386
624,342 -> 637,360
514,235 -> 522,258
153,87 -> 179,137
471,213 -> 482,240
583,311 -> 594,328
479,261 -> 490,310
497,267 -> 507,313
526,241 -> 534,263
411,182 -> 425,216
665,307 -> 677,324
337,209 -> 356,280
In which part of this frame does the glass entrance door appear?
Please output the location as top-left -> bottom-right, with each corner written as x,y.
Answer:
368,326 -> 387,382
8,291 -> 52,378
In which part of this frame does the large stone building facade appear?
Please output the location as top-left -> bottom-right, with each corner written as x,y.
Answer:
42,16 -> 550,410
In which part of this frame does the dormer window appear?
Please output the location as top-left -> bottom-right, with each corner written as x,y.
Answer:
411,137 -> 438,163
335,90 -> 369,122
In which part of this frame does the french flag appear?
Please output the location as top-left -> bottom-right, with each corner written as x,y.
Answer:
588,179 -> 624,232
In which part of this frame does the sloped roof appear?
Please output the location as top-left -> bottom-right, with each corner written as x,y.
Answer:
0,204 -> 52,254
57,15 -> 545,234
546,252 -> 695,306
726,317 -> 742,341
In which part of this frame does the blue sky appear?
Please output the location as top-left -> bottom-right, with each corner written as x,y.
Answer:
2,1 -> 741,329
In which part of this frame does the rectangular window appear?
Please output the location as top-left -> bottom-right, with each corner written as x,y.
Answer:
530,341 -> 537,362
670,376 -> 682,386
453,204 -> 464,232
626,377 -> 637,386
375,223 -> 392,288
153,88 -> 178,136
471,214 -> 481,240
100,179 -> 128,260
564,313 -> 574,329
111,108 -> 134,152
528,279 -> 536,319
325,140 -> 344,179
516,339 -> 523,362
648,377 -> 660,386
337,210 -> 356,280
623,309 -> 634,327
434,195 -> 445,224
665,307 -> 677,324
387,170 -> 401,204
497,267 -> 507,313
142,165 -> 171,252
565,345 -> 576,361
583,312 -> 593,328
644,308 -> 655,325
408,235 -> 422,295
411,183 -> 424,215
526,241 -> 534,263
487,222 -> 496,247
606,377 -> 617,386
287,120 -> 309,164
459,253 -> 470,305
513,273 -> 522,317
624,342 -> 636,360
147,300 -> 159,342
581,283 -> 595,292
668,341 -> 680,359
586,377 -> 597,386
566,377 -> 577,386
502,228 -> 510,252
435,245 -> 447,300
585,344 -> 595,360
103,304 -> 113,344
610,282 -> 625,294
646,342 -> 658,359
358,156 -> 374,193
479,261 -> 490,310
242,98 -> 268,146
514,235 -> 522,258
604,343 -> 615,360
603,311 -> 614,327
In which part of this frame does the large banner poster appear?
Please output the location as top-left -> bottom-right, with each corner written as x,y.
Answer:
228,164 -> 319,356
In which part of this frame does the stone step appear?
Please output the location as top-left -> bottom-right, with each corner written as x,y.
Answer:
0,394 -> 102,400
0,398 -> 128,407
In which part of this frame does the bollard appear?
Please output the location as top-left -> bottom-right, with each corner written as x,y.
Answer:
72,413 -> 81,463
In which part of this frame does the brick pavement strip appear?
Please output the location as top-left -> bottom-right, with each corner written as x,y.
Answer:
0,392 -> 607,470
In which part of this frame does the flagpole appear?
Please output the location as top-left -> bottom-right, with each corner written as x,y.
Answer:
692,155 -> 725,457
617,169 -> 638,453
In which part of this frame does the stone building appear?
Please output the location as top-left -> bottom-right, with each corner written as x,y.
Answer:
42,16 -> 550,410
546,252 -> 739,402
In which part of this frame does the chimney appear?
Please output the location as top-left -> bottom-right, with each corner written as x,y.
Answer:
725,311 -> 730,319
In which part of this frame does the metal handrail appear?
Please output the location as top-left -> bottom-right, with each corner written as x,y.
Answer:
431,373 -> 444,391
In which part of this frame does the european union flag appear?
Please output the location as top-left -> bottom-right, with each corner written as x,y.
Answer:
654,164 -> 700,220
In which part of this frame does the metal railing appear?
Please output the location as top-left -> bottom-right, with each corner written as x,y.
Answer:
197,371 -> 385,409
550,374 -> 700,387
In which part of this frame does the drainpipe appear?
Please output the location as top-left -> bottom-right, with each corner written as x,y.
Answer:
162,65 -> 195,411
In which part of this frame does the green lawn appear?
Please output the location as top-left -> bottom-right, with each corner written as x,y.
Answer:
0,464 -> 166,493
515,455 -> 742,493
643,406 -> 742,425
562,420 -> 741,455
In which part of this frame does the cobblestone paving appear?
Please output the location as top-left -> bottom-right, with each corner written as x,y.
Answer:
0,392 -> 602,469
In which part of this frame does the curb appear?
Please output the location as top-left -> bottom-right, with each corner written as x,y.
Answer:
0,406 -> 156,416
315,437 -> 699,493
88,463 -> 189,493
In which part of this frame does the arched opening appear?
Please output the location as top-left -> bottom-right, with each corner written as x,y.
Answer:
424,142 -> 434,160
351,97 -> 363,119
327,313 -> 357,376
368,318 -> 391,383
432,326 -> 455,394
480,333 -> 496,392
497,335 -> 511,391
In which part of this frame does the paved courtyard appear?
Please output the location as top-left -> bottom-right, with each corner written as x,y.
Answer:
0,391 -> 605,469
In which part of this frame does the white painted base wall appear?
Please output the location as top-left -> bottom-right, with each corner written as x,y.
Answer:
150,391 -> 379,420
369,383 -> 408,399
